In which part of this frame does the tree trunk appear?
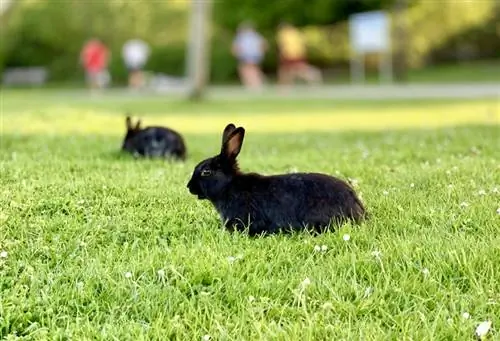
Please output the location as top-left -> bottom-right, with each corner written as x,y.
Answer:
393,0 -> 408,83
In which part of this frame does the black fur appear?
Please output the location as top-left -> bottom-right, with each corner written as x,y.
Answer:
121,116 -> 186,160
186,123 -> 367,236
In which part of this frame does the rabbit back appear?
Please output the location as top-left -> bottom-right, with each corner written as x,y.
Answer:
129,126 -> 186,160
213,172 -> 366,235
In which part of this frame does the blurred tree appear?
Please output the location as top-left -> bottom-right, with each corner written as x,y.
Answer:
213,0 -> 399,33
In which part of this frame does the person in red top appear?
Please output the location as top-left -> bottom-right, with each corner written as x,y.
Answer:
80,38 -> 111,90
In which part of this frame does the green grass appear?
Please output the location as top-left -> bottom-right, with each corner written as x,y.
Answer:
1,92 -> 499,340
324,60 -> 500,84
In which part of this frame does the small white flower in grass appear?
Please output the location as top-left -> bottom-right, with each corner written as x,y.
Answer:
300,277 -> 311,289
422,268 -> 430,276
0,251 -> 7,258
460,202 -> 469,208
371,250 -> 382,258
76,281 -> 84,290
446,170 -> 451,175
363,287 -> 374,298
462,312 -> 470,319
124,272 -> 132,279
227,256 -> 236,264
202,335 -> 211,341
382,190 -> 389,196
322,302 -> 333,310
475,320 -> 492,339
157,269 -> 165,278
248,295 -> 255,303
496,207 -> 500,215
447,318 -> 453,324
314,245 -> 328,252
343,234 -> 350,241
448,184 -> 453,189
410,183 -> 415,188
478,189 -> 486,196
492,187 -> 499,194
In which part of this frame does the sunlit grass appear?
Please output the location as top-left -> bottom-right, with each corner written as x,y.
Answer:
2,94 -> 498,135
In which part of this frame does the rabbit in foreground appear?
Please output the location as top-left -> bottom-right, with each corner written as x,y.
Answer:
186,123 -> 367,236
121,116 -> 187,160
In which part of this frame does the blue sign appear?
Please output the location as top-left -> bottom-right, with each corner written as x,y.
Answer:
349,11 -> 390,53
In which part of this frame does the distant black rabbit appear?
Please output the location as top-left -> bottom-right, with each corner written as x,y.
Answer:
121,116 -> 187,160
187,123 -> 367,236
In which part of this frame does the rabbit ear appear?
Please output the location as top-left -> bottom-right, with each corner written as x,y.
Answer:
126,116 -> 133,130
134,120 -> 142,130
222,127 -> 245,160
221,123 -> 236,145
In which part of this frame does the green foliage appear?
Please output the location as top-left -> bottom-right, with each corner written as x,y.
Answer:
213,0 -> 396,32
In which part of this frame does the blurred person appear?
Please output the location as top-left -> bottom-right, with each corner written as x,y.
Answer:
276,22 -> 322,86
80,38 -> 111,91
122,38 -> 150,89
231,21 -> 268,89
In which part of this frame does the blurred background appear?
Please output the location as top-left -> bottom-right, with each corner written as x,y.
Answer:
1,0 -> 499,97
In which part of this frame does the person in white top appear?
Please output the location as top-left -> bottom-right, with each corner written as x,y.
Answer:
122,39 -> 150,89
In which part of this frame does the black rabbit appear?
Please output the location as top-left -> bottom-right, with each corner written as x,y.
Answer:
121,116 -> 187,160
187,123 -> 367,236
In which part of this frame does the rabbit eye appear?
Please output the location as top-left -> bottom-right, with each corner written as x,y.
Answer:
201,169 -> 212,177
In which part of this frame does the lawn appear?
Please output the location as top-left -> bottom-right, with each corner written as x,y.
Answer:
0,91 -> 499,340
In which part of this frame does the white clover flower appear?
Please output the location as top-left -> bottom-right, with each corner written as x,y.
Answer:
124,272 -> 132,279
475,320 -> 492,338
343,234 -> 350,241
157,269 -> 165,278
363,287 -> 373,298
248,295 -> 255,303
227,256 -> 236,264
492,187 -> 499,194
0,251 -> 7,258
321,245 -> 328,252
422,268 -> 430,276
301,277 -> 311,288
202,335 -> 211,341
371,250 -> 382,258
477,189 -> 486,196
314,245 -> 321,252
462,312 -> 470,319
322,302 -> 333,310
382,190 -> 389,196
410,183 -> 415,188
496,207 -> 500,215
460,202 -> 469,208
